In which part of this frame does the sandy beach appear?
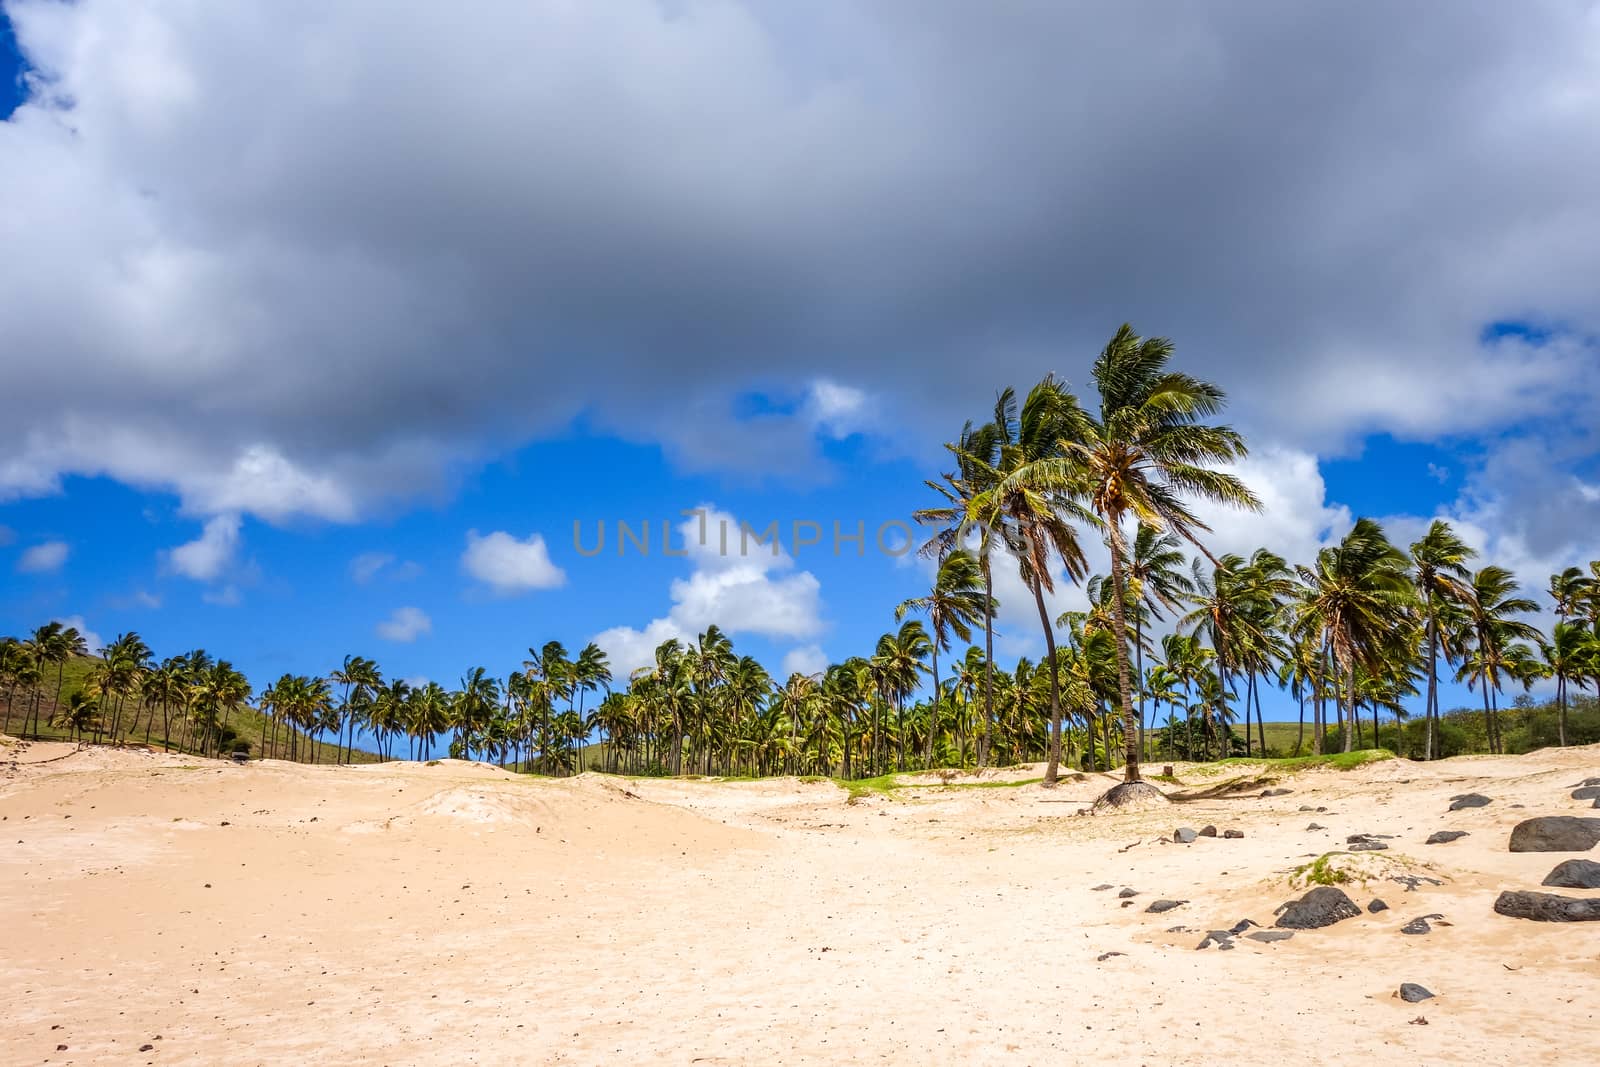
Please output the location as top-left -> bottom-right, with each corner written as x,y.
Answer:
3,737 -> 1598,1065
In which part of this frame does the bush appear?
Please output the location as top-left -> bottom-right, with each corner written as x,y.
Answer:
230,738 -> 252,755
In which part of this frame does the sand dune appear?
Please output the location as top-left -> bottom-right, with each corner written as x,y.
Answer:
3,734 -> 1597,1064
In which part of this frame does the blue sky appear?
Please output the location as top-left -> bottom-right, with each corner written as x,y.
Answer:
3,3 -> 1598,731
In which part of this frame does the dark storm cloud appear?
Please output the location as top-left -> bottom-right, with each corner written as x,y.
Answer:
0,0 -> 1596,521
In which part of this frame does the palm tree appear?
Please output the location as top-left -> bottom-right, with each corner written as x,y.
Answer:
51,690 -> 102,742
2,637 -> 32,736
897,550 -> 996,767
1455,566 -> 1541,754
1543,622 -> 1597,748
916,412 -> 1006,766
964,377 -> 1093,785
1291,519 -> 1415,753
1410,521 -> 1476,759
570,642 -> 612,772
1061,325 -> 1259,789
1121,524 -> 1194,757
331,655 -> 381,764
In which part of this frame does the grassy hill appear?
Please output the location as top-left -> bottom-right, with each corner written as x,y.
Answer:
2,655 -> 378,764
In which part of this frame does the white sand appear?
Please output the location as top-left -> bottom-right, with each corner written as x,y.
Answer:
3,735 -> 1598,1064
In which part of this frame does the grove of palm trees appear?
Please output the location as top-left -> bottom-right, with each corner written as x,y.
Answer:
8,329 -> 1597,793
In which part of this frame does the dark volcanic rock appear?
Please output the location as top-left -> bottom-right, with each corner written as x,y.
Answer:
1261,788 -> 1293,797
1146,899 -> 1187,914
1508,816 -> 1600,853
1306,822 -> 1326,831
1493,890 -> 1600,922
1247,930 -> 1294,943
1542,859 -> 1600,889
1399,983 -> 1434,1003
1572,786 -> 1600,801
1348,838 -> 1389,852
1174,827 -> 1199,844
1448,793 -> 1492,811
1223,829 -> 1245,839
1426,830 -> 1469,845
1228,919 -> 1259,935
1400,917 -> 1432,935
1117,887 -> 1138,899
1368,898 -> 1389,913
1199,825 -> 1218,838
1274,886 -> 1361,930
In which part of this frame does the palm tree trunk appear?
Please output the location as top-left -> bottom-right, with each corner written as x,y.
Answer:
1423,601 -> 1439,760
1104,522 -> 1143,783
1295,692 -> 1306,755
980,558 -> 995,769
1034,577 -> 1065,786
925,645 -> 940,767
1341,658 -> 1355,754
1558,676 -> 1568,747
1134,615 -> 1146,763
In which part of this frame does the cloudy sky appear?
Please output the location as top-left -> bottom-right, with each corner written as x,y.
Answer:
2,1 -> 1597,718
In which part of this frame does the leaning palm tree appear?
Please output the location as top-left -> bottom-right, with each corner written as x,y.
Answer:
915,414 -> 1003,766
964,377 -> 1093,785
896,550 -> 997,767
1409,521 -> 1476,759
1063,325 -> 1259,795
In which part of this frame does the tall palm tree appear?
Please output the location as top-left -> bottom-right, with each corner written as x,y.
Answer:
1122,524 -> 1194,757
1543,622 -> 1598,748
1410,521 -> 1476,759
1291,518 -> 1415,753
897,550 -> 996,767
1063,325 -> 1259,789
1456,566 -> 1541,754
570,642 -> 612,772
915,413 -> 1003,766
965,377 -> 1093,785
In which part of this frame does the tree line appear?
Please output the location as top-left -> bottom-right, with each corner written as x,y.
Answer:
5,326 -> 1598,788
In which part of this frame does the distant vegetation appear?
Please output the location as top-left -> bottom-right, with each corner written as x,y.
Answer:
6,326 -> 1598,782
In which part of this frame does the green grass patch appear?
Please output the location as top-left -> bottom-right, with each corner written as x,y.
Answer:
1293,852 -> 1353,886
1208,749 -> 1394,772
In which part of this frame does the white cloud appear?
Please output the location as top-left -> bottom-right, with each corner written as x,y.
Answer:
376,606 -> 432,643
50,614 -> 102,657
461,529 -> 566,595
590,617 -> 689,681
202,584 -> 241,607
780,644 -> 829,679
166,513 -> 241,581
18,540 -> 69,573
350,552 -> 422,583
591,506 -> 825,676
803,379 -> 870,439
1191,446 -> 1353,566
350,552 -> 394,583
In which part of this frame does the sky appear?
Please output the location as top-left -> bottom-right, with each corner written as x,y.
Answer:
2,2 -> 1598,727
